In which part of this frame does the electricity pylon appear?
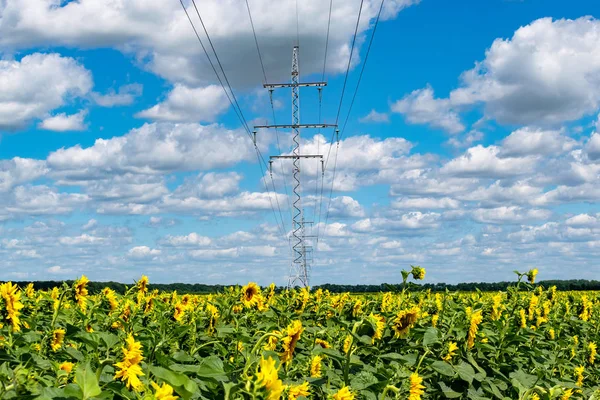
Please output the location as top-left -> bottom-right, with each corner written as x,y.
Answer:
254,45 -> 336,287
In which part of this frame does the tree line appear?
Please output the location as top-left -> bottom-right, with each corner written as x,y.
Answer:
3,279 -> 600,294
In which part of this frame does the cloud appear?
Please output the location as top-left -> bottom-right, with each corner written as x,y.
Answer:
441,145 -> 537,178
392,197 -> 460,209
499,127 -> 576,157
38,109 -> 88,132
162,232 -> 212,247
391,86 -> 465,133
446,130 -> 484,149
4,185 -> 88,217
0,157 -> 48,192
0,0 -> 418,87
127,246 -> 161,259
565,214 -> 598,227
47,122 -> 261,178
82,219 -> 97,230
359,109 -> 389,123
325,196 -> 365,218
0,53 -> 92,129
585,132 -> 600,161
449,17 -> 600,125
91,83 -> 143,107
472,206 -> 551,224
136,84 -> 229,122
59,234 -> 105,246
47,265 -> 71,274
174,172 -> 242,199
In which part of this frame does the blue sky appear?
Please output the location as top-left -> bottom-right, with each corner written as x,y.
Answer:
1,0 -> 600,285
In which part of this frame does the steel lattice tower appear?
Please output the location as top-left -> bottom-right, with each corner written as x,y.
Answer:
255,46 -> 336,287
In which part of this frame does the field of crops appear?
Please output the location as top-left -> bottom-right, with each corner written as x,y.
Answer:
0,267 -> 599,399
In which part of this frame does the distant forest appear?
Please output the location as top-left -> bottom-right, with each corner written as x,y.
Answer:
3,279 -> 600,294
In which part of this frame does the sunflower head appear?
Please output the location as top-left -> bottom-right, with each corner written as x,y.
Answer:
241,282 -> 261,308
411,266 -> 426,281
392,307 -> 419,338
527,268 -> 538,284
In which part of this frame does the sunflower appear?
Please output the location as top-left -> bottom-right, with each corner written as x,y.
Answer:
173,302 -> 185,322
151,382 -> 179,400
332,386 -> 354,400
315,338 -> 330,348
589,342 -> 597,364
288,382 -> 310,400
59,361 -> 74,374
241,282 -> 261,308
491,292 -> 504,321
51,328 -> 66,351
137,275 -> 149,294
310,355 -> 322,378
467,309 -> 483,349
74,275 -> 90,312
561,389 -> 573,400
368,313 -> 385,341
256,357 -> 286,400
0,282 -> 24,332
102,288 -> 119,311
575,365 -> 584,387
114,334 -> 145,391
281,320 -> 303,363
408,373 -> 425,400
411,266 -> 426,280
442,341 -> 458,362
391,307 -> 419,338
527,268 -> 538,284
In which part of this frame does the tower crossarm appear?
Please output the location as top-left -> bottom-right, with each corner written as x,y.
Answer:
264,81 -> 327,89
271,154 -> 323,159
255,123 -> 337,129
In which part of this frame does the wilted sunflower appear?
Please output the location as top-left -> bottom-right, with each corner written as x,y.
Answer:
281,320 -> 303,363
411,266 -> 426,280
391,307 -> 419,338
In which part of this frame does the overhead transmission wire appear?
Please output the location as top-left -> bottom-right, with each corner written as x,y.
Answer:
322,0 -> 386,232
314,0 -> 334,252
317,0 -> 364,245
178,0 -> 289,241
245,0 -> 293,226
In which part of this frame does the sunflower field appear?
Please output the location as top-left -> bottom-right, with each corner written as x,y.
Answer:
0,268 -> 599,400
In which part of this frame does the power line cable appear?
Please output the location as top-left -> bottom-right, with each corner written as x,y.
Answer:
245,0 -> 294,228
339,0 -> 386,140
323,0 -> 386,234
178,0 -> 288,239
314,0 -> 333,250
190,0 -> 252,135
323,0 -> 364,172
